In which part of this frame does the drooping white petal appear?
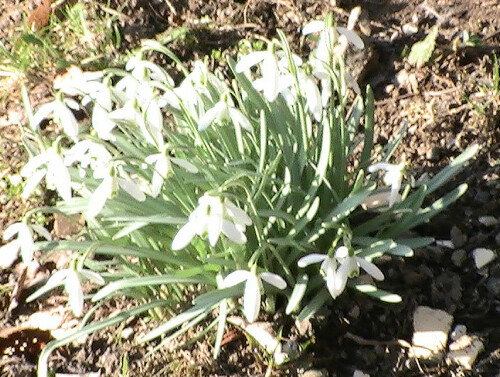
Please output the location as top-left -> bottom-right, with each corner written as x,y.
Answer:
45,269 -> 70,289
92,104 -> 116,141
198,101 -> 226,130
368,163 -> 394,173
0,241 -> 21,268
228,108 -> 252,131
87,176 -> 112,218
235,51 -> 268,73
261,55 -> 280,102
259,272 -> 287,290
325,258 -> 342,299
47,154 -> 72,201
21,154 -> 49,178
223,269 -> 251,287
332,258 -> 352,297
171,221 -> 197,250
3,222 -> 27,241
356,257 -> 385,281
302,20 -> 325,35
336,27 -> 365,49
297,253 -> 327,268
243,274 -> 261,323
80,269 -> 105,285
303,76 -> 322,121
117,178 -> 146,202
207,211 -> 223,247
22,168 -> 47,199
221,219 -> 246,244
31,101 -> 56,130
225,200 -> 252,226
65,269 -> 84,317
55,100 -> 79,141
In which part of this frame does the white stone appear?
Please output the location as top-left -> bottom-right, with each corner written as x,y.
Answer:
402,23 -> 419,35
473,248 -> 496,269
411,306 -> 453,359
478,216 -> 498,226
447,335 -> 484,369
353,371 -> 370,377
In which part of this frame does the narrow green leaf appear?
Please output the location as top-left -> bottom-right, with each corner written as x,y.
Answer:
297,289 -> 330,322
349,281 -> 401,303
286,273 -> 309,314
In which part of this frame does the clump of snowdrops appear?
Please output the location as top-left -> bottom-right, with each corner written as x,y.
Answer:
2,13 -> 477,375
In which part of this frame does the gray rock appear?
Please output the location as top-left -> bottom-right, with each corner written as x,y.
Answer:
486,278 -> 500,297
451,249 -> 466,267
451,226 -> 466,248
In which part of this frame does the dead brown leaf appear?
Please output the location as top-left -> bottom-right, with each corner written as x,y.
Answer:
27,0 -> 51,31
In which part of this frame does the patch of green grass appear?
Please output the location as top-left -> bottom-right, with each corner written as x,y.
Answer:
0,1 -> 124,76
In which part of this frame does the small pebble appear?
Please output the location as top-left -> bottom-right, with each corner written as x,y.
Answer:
451,226 -> 466,248
478,216 -> 498,226
451,249 -> 466,267
486,278 -> 500,297
402,23 -> 418,35
450,324 -> 467,341
302,369 -> 328,377
353,371 -> 370,377
472,248 -> 496,269
426,147 -> 440,162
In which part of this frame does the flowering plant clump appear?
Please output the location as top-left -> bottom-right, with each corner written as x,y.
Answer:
4,12 -> 478,375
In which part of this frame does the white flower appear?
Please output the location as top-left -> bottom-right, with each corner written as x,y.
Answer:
87,167 -> 146,218
368,162 -> 405,207
297,246 -> 384,299
198,99 -> 252,131
223,270 -> 287,322
21,148 -> 72,201
64,140 -> 112,179
43,268 -> 104,317
171,195 -> 252,250
297,252 -> 342,299
53,65 -> 103,97
109,100 -> 164,149
145,151 -> 198,198
333,246 -> 384,296
236,50 -> 281,102
0,222 -> 51,267
31,97 -> 80,141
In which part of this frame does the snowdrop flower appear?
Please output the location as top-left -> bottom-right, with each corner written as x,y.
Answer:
171,195 -> 252,250
223,269 -> 287,323
145,149 -> 198,197
297,252 -> 342,299
298,246 -> 384,299
236,50 -> 281,102
109,100 -> 164,149
31,97 -> 80,141
198,97 -> 252,131
88,166 -> 146,218
0,222 -> 51,267
368,162 -> 405,207
43,267 -> 104,317
64,140 -> 112,179
21,148 -> 72,201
